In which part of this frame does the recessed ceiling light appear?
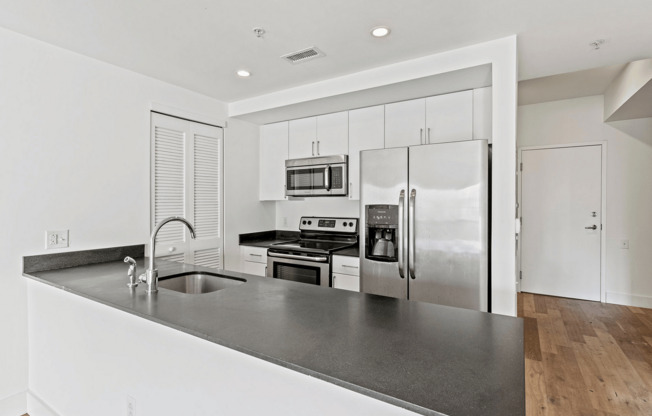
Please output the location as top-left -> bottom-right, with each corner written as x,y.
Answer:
371,26 -> 391,38
236,70 -> 251,77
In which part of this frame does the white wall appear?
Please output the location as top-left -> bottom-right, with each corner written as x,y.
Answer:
0,26 -> 263,412
27,281 -> 418,416
518,95 -> 652,307
224,118 -> 275,270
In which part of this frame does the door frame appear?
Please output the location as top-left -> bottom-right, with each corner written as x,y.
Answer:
517,142 -> 607,302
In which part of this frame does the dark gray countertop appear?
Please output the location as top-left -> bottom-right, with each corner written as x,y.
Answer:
239,230 -> 299,248
239,230 -> 360,257
24,258 -> 524,416
332,244 -> 360,258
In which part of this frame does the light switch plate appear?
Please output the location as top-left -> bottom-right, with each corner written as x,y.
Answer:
46,230 -> 69,249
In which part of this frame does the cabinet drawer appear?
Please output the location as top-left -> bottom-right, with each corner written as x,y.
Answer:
241,246 -> 268,264
332,273 -> 360,292
332,255 -> 360,275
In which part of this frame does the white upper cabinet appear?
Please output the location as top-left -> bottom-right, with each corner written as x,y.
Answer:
384,98 -> 426,148
288,111 -> 348,159
425,90 -> 473,144
316,111 -> 349,156
348,105 -> 384,200
288,117 -> 317,159
259,121 -> 289,201
473,87 -> 492,143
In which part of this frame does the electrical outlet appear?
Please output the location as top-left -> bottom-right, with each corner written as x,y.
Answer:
46,230 -> 69,249
127,395 -> 136,416
620,239 -> 629,249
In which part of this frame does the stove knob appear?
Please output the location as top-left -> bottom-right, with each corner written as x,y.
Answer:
349,222 -> 354,227
342,221 -> 347,227
302,220 -> 307,225
307,220 -> 312,225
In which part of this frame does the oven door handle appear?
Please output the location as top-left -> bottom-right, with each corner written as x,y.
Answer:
267,251 -> 329,263
324,165 -> 331,191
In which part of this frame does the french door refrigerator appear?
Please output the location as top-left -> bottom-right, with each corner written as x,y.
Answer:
360,140 -> 489,311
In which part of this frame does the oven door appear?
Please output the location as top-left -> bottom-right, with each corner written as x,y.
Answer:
266,251 -> 331,287
285,163 -> 347,197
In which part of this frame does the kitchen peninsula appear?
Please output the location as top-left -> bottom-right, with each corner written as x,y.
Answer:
24,246 -> 524,416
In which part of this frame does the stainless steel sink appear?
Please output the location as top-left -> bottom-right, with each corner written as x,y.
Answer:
158,272 -> 245,294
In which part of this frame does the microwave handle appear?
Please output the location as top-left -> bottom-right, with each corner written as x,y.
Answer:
324,165 -> 331,191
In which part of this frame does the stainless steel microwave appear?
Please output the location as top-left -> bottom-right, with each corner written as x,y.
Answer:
285,155 -> 348,197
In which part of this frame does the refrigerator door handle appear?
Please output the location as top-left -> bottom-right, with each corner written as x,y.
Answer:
398,189 -> 406,278
408,189 -> 416,279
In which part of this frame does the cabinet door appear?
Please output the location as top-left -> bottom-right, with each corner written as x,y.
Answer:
289,117 -> 317,159
473,87 -> 492,143
260,122 -> 289,201
425,90 -> 473,144
348,106 -> 384,200
332,273 -> 360,292
316,111 -> 348,156
243,261 -> 267,277
384,98 -> 425,148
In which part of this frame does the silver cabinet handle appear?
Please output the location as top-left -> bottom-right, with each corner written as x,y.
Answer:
349,182 -> 353,199
408,189 -> 416,279
324,165 -> 331,191
312,141 -> 315,156
427,127 -> 431,144
419,128 -> 424,144
249,253 -> 262,257
317,140 -> 320,155
585,225 -> 597,230
342,264 -> 359,269
398,189 -> 406,278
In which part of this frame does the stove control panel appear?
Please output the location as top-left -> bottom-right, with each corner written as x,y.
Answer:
299,217 -> 358,233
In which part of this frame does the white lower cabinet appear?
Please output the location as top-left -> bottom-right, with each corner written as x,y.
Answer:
332,255 -> 360,292
241,246 -> 268,277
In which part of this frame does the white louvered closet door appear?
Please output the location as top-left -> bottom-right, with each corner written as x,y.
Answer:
151,112 -> 224,269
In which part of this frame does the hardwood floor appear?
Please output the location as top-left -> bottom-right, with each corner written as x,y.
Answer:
519,292 -> 652,416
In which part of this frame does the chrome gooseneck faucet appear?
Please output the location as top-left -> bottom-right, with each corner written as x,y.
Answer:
141,216 -> 196,294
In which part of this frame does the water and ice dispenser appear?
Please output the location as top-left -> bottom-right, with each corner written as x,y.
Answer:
365,205 -> 399,262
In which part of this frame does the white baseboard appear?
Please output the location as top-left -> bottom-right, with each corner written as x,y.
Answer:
606,291 -> 652,309
0,391 -> 26,416
26,392 -> 59,416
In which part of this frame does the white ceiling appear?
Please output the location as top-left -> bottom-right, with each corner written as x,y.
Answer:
518,63 -> 627,106
1,0 -> 651,103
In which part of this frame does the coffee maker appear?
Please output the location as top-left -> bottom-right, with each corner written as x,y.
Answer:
365,205 -> 398,262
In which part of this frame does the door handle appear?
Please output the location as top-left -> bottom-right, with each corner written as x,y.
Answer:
317,140 -> 320,155
585,225 -> 597,230
408,189 -> 416,279
427,127 -> 431,144
398,189 -> 405,278
419,128 -> 424,145
324,165 -> 331,191
312,141 -> 315,156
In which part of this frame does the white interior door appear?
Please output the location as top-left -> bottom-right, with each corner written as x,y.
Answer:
520,145 -> 602,301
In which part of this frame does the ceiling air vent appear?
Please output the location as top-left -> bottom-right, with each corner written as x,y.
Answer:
281,47 -> 325,64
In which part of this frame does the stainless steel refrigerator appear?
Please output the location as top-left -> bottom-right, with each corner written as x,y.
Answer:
360,140 -> 489,311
